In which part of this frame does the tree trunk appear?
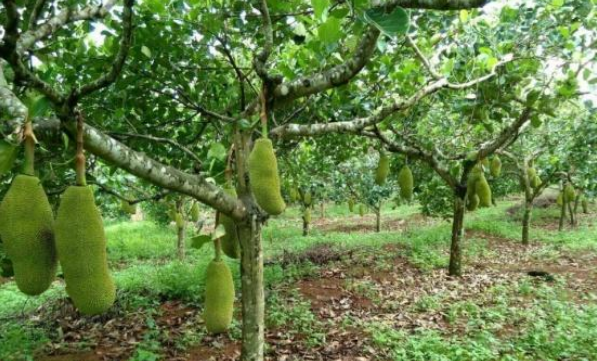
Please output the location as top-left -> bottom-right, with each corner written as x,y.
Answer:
302,218 -> 310,236
375,207 -> 381,233
177,225 -> 185,260
320,202 -> 325,219
558,198 -> 567,231
449,194 -> 466,277
567,200 -> 575,226
522,200 -> 532,245
238,218 -> 265,361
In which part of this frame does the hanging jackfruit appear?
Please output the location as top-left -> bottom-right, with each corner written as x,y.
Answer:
527,167 -> 537,181
289,187 -> 299,203
481,158 -> 490,168
175,213 -> 185,228
531,175 -> 542,189
564,184 -> 575,202
0,175 -> 57,295
359,204 -> 366,217
204,259 -> 235,334
190,203 -> 200,222
303,191 -> 312,206
475,174 -> 492,208
348,198 -> 355,212
375,153 -> 390,186
303,208 -> 312,224
490,156 -> 502,177
55,186 -> 115,315
467,193 -> 480,211
248,138 -> 286,215
121,200 -> 136,215
398,165 -> 414,201
220,185 -> 240,259
557,192 -> 564,206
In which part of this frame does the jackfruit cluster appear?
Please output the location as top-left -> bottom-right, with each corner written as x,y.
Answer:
55,186 -> 115,315
490,156 -> 502,178
475,174 -> 492,207
0,175 -> 57,295
398,165 -> 414,201
466,165 -> 492,210
204,259 -> 235,334
190,203 -> 200,222
220,185 -> 240,259
248,138 -> 286,215
375,153 -> 390,186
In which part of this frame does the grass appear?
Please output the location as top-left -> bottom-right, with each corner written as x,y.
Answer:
1,198 -> 596,360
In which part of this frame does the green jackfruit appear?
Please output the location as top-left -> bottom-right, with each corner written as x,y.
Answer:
375,153 -> 390,186
398,165 -> 414,201
490,156 -> 502,177
359,204 -> 366,217
481,158 -> 490,167
303,191 -> 312,206
564,184 -> 575,202
121,200 -> 136,215
582,198 -> 588,213
527,167 -> 537,181
557,192 -> 564,206
475,174 -> 492,208
190,203 -> 200,222
175,213 -> 185,228
348,198 -> 355,213
467,194 -> 480,211
531,175 -> 542,189
248,138 -> 286,215
220,185 -> 240,259
55,186 -> 115,315
303,208 -> 312,224
289,188 -> 299,202
204,260 -> 235,334
467,167 -> 481,204
0,175 -> 57,295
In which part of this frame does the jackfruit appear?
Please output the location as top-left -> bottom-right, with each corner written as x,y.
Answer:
248,138 -> 286,215
289,187 -> 299,202
121,200 -> 136,215
490,156 -> 502,177
557,192 -> 564,206
55,186 -> 115,315
0,175 -> 57,295
375,153 -> 390,186
398,165 -> 414,201
582,197 -> 588,213
303,208 -> 311,224
359,204 -> 366,217
175,213 -> 185,228
303,191 -> 312,206
204,259 -> 234,334
467,194 -> 479,211
531,175 -> 542,189
481,158 -> 490,167
564,184 -> 575,202
190,203 -> 200,222
475,174 -> 492,208
348,198 -> 355,213
527,167 -> 537,181
220,185 -> 240,259
467,167 -> 481,203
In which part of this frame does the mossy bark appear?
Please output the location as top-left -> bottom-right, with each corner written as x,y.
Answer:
375,206 -> 381,233
449,192 -> 466,277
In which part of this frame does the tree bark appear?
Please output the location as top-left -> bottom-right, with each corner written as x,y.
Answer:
558,198 -> 567,231
320,202 -> 325,219
177,225 -> 185,260
238,219 -> 265,361
522,200 -> 532,245
302,217 -> 310,236
375,207 -> 381,233
449,193 -> 466,276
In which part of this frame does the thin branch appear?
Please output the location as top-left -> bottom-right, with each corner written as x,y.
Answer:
406,35 -> 441,79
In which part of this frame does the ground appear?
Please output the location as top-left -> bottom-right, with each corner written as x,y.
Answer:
1,198 -> 596,361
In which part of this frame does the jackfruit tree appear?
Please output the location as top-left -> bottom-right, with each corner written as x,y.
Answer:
1,0 -> 594,360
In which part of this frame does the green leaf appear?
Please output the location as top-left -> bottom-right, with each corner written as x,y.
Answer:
312,0 -> 329,20
317,17 -> 342,44
363,6 -> 409,37
212,224 -> 226,240
190,234 -> 211,250
0,140 -> 18,176
141,45 -> 152,58
207,142 -> 227,161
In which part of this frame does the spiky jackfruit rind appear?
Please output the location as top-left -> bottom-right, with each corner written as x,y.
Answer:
220,185 -> 240,259
121,200 -> 136,215
204,260 -> 235,334
55,186 -> 115,315
557,192 -> 564,206
375,153 -> 390,186
527,167 -> 537,181
175,213 -> 185,228
248,139 -> 286,215
475,174 -> 492,208
490,156 -> 502,178
564,184 -> 575,202
348,199 -> 355,213
0,175 -> 57,295
531,175 -> 542,189
289,188 -> 299,202
467,194 -> 480,211
303,191 -> 312,206
398,165 -> 414,201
